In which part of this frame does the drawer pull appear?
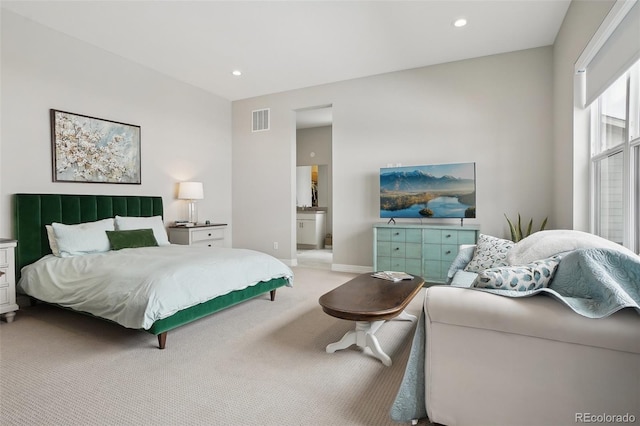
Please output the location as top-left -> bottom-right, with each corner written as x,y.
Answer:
394,232 -> 400,236
0,271 -> 4,277
395,247 -> 400,251
445,250 -> 451,255
445,234 -> 451,238
208,233 -> 212,237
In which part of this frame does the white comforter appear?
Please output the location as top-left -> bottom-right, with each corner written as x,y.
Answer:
18,245 -> 294,330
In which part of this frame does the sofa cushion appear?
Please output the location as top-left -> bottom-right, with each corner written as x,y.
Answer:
464,234 -> 514,273
424,286 -> 640,354
472,255 -> 562,291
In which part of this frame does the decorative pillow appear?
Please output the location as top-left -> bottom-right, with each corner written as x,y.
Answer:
114,215 -> 169,246
106,229 -> 158,250
464,234 -> 515,273
51,218 -> 115,257
45,225 -> 61,257
506,229 -> 638,265
472,255 -> 562,291
446,245 -> 476,282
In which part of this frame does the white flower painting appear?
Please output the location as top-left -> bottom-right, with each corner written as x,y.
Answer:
51,110 -> 141,184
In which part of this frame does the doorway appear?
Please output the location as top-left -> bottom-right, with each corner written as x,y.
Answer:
295,105 -> 333,269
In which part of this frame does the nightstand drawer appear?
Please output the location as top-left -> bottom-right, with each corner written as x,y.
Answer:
169,225 -> 227,247
0,268 -> 8,286
191,228 -> 224,243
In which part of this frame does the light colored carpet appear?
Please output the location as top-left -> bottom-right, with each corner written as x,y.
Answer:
0,266 -> 431,426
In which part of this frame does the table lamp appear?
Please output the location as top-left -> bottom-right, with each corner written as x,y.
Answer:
178,181 -> 204,224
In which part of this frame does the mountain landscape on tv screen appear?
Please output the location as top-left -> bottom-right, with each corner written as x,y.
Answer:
380,167 -> 476,218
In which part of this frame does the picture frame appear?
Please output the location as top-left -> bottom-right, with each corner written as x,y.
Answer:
50,109 -> 141,184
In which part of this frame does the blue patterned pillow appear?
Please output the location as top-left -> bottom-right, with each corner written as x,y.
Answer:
472,255 -> 562,291
464,234 -> 515,273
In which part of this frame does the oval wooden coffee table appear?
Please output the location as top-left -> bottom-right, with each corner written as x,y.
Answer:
318,273 -> 425,366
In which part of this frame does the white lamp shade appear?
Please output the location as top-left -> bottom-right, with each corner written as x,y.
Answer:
178,182 -> 204,200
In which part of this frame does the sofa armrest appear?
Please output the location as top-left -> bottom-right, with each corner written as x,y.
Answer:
423,286 -> 640,425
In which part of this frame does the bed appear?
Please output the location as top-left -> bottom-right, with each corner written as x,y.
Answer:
13,193 -> 293,349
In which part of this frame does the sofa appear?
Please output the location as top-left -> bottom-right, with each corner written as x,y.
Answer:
392,230 -> 640,426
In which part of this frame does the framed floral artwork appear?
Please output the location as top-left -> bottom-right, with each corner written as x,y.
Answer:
50,109 -> 141,184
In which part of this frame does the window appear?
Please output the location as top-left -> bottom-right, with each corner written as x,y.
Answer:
590,59 -> 640,253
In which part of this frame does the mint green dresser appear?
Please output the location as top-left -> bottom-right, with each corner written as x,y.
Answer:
373,224 -> 480,284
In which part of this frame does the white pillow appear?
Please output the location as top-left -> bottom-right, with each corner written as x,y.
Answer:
51,218 -> 115,257
45,225 -> 61,257
114,215 -> 169,246
506,229 -> 638,265
463,234 -> 515,273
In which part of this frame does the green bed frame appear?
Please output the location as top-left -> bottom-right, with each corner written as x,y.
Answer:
13,193 -> 288,349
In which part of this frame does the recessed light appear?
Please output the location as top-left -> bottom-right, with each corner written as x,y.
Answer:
453,18 -> 467,28
232,70 -> 242,76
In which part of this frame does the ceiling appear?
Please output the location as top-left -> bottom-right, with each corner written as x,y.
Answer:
2,0 -> 571,105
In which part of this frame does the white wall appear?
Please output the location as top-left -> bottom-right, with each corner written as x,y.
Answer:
552,0 -> 614,231
233,47 -> 554,270
0,11 -> 232,241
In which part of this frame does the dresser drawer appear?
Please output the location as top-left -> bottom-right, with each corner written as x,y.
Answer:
376,228 -> 392,242
423,229 -> 442,243
391,243 -> 406,258
458,230 -> 477,245
423,244 -> 441,260
405,242 -> 422,259
441,244 -> 458,262
0,249 -> 8,266
405,229 -> 422,244
423,260 -> 441,280
390,229 -> 406,242
376,256 -> 392,271
377,241 -> 392,257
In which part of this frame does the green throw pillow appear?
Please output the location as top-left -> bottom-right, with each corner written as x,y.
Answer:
106,228 -> 158,250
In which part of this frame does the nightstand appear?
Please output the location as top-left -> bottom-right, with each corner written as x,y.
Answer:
0,239 -> 18,323
169,224 -> 227,248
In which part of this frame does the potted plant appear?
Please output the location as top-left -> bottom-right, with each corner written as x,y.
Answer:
504,213 -> 548,242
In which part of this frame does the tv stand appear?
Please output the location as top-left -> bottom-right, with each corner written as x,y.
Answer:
373,223 -> 480,284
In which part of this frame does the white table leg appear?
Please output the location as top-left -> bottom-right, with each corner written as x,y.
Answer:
394,310 -> 417,322
326,320 -> 392,366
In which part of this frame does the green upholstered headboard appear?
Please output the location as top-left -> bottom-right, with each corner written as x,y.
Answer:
13,194 -> 163,278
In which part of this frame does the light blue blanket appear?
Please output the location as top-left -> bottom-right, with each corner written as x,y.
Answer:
390,248 -> 640,423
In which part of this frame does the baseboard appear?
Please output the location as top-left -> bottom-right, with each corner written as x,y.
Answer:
279,258 -> 298,267
331,264 -> 373,273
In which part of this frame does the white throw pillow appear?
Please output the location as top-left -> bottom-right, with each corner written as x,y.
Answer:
464,234 -> 514,273
45,225 -> 61,257
506,229 -> 637,265
114,215 -> 170,246
51,218 -> 115,257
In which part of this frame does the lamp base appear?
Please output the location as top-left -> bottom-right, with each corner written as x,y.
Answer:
187,200 -> 198,225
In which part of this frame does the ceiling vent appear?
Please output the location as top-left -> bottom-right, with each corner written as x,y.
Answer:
252,108 -> 270,132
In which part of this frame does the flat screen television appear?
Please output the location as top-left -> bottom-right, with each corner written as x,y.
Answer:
380,162 -> 476,219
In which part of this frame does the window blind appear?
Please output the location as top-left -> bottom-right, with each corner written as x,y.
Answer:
583,0 -> 640,106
